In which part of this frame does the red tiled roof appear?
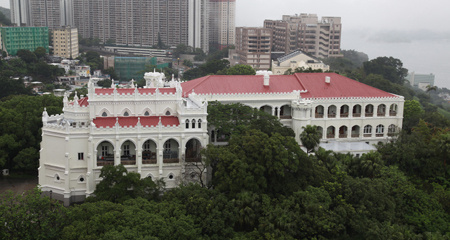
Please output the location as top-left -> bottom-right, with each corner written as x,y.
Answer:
78,97 -> 89,106
181,73 -> 398,99
138,88 -> 177,94
95,88 -> 114,95
294,73 -> 397,99
181,75 -> 307,96
92,116 -> 180,128
94,88 -> 177,95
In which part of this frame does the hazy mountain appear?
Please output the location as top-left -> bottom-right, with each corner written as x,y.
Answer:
0,7 -> 9,21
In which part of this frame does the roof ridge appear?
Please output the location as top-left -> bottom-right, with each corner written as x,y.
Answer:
183,75 -> 212,97
293,73 -> 309,94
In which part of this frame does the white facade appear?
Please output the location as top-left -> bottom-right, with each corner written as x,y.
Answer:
40,72 -> 404,205
272,50 -> 330,75
40,72 -> 208,205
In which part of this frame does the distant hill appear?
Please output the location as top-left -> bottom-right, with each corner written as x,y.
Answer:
0,7 -> 10,21
0,7 -> 10,26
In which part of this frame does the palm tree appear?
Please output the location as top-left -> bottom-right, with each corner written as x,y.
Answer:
426,85 -> 437,97
300,125 -> 322,153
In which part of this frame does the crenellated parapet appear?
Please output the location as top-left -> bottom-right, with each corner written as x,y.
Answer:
196,90 -> 304,102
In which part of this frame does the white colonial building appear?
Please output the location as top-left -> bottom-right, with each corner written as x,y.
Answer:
181,72 -> 404,155
40,71 -> 404,205
40,72 -> 208,205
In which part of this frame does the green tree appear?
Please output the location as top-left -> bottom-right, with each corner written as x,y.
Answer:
17,49 -> 37,64
89,165 -> 163,203
210,129 -> 310,195
403,100 -> 425,132
363,56 -> 408,85
103,67 -> 119,80
218,64 -> 256,75
183,59 -> 193,67
34,46 -> 47,59
0,188 -> 68,240
300,125 -> 322,153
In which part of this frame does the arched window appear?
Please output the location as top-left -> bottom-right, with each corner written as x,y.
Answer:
124,111 -> 129,116
198,119 -> 202,128
185,119 -> 190,129
144,111 -> 150,116
102,112 -> 107,117
363,125 -> 372,137
376,124 -> 384,137
388,124 -> 396,136
165,111 -> 171,116
192,119 -> 196,128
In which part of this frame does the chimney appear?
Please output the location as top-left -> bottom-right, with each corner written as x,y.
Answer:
325,76 -> 331,84
264,73 -> 270,87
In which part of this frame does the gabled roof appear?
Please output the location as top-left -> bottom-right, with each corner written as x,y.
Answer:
181,73 -> 399,99
92,116 -> 180,128
181,75 -> 307,96
294,73 -> 397,99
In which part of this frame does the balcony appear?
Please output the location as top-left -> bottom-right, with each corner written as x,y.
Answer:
340,113 -> 349,118
377,112 -> 386,117
353,113 -> 361,117
143,159 -> 157,164
351,134 -> 360,138
97,160 -> 114,167
280,115 -> 292,119
327,134 -> 335,139
328,113 -> 336,118
163,151 -> 179,164
389,111 -> 397,116
365,113 -> 373,117
186,157 -> 202,163
376,134 -> 384,137
339,134 -> 347,138
364,134 -> 372,137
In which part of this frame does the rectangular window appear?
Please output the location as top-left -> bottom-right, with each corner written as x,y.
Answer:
78,152 -> 84,160
124,145 -> 130,156
102,146 -> 108,156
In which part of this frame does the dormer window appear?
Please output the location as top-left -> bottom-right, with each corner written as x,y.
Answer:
165,111 -> 171,116
102,112 -> 107,117
124,111 -> 129,117
144,111 -> 150,116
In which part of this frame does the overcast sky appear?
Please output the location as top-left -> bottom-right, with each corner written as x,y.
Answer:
1,0 -> 449,87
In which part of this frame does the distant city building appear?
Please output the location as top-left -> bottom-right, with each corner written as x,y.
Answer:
73,0 -> 209,52
112,57 -> 170,81
272,50 -> 330,75
406,72 -> 435,91
51,26 -> 79,59
209,0 -> 235,50
0,27 -> 49,56
75,65 -> 90,77
235,27 -> 272,70
264,13 -> 342,58
10,0 -> 32,26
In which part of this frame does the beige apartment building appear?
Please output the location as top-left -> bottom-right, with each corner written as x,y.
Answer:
52,27 -> 79,59
209,0 -> 235,50
264,13 -> 342,58
235,27 -> 272,70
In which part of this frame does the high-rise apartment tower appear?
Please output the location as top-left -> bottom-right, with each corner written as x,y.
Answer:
264,14 -> 342,58
73,0 -> 209,52
209,0 -> 235,50
10,0 -> 32,26
235,27 -> 272,70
